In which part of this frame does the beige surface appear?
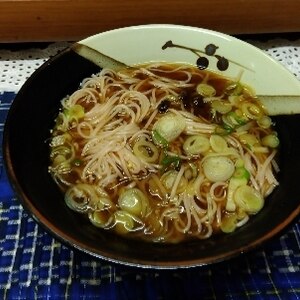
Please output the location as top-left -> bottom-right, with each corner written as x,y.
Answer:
0,0 -> 300,42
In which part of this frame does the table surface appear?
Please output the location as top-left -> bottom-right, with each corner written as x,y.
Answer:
0,37 -> 300,299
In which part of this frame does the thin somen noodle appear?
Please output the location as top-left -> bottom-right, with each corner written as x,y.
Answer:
49,63 -> 279,243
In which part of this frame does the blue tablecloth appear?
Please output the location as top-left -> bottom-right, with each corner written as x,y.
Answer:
0,91 -> 299,299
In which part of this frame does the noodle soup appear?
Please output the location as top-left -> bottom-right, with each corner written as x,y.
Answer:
48,63 -> 279,243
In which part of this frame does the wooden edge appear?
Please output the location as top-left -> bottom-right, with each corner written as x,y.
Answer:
0,0 -> 300,42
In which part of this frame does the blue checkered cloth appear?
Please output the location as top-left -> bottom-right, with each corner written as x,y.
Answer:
1,91 -> 299,299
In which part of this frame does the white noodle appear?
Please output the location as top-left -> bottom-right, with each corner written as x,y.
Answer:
49,63 -> 280,243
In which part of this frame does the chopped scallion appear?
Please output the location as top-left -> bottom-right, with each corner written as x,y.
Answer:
152,130 -> 169,148
160,153 -> 181,172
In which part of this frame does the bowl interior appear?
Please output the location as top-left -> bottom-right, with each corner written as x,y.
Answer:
4,25 -> 300,268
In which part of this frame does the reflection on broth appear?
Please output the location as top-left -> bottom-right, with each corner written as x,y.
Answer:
49,63 -> 279,243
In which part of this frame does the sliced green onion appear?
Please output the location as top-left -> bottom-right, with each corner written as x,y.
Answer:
209,134 -> 228,153
225,82 -> 243,96
257,116 -> 272,129
50,145 -> 72,159
226,175 -> 249,212
239,133 -> 258,148
65,183 -> 97,213
160,153 -> 181,172
184,163 -> 198,180
64,104 -> 85,121
152,129 -> 169,148
233,167 -> 250,181
220,213 -> 238,233
202,156 -> 235,182
114,210 -> 135,234
88,211 -> 110,228
222,112 -> 247,131
234,185 -> 264,214
215,125 -> 233,136
50,133 -> 72,147
241,102 -> 263,120
262,134 -> 280,148
118,188 -> 148,217
228,111 -> 247,125
65,183 -> 110,212
133,139 -> 159,163
228,95 -> 241,105
153,113 -> 186,143
211,100 -> 232,114
183,135 -> 210,155
234,158 -> 244,169
196,83 -> 216,97
161,170 -> 188,193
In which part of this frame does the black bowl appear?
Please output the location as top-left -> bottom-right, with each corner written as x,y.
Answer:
3,27 -> 300,268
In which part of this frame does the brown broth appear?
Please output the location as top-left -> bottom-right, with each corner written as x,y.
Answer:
49,63 -> 279,243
